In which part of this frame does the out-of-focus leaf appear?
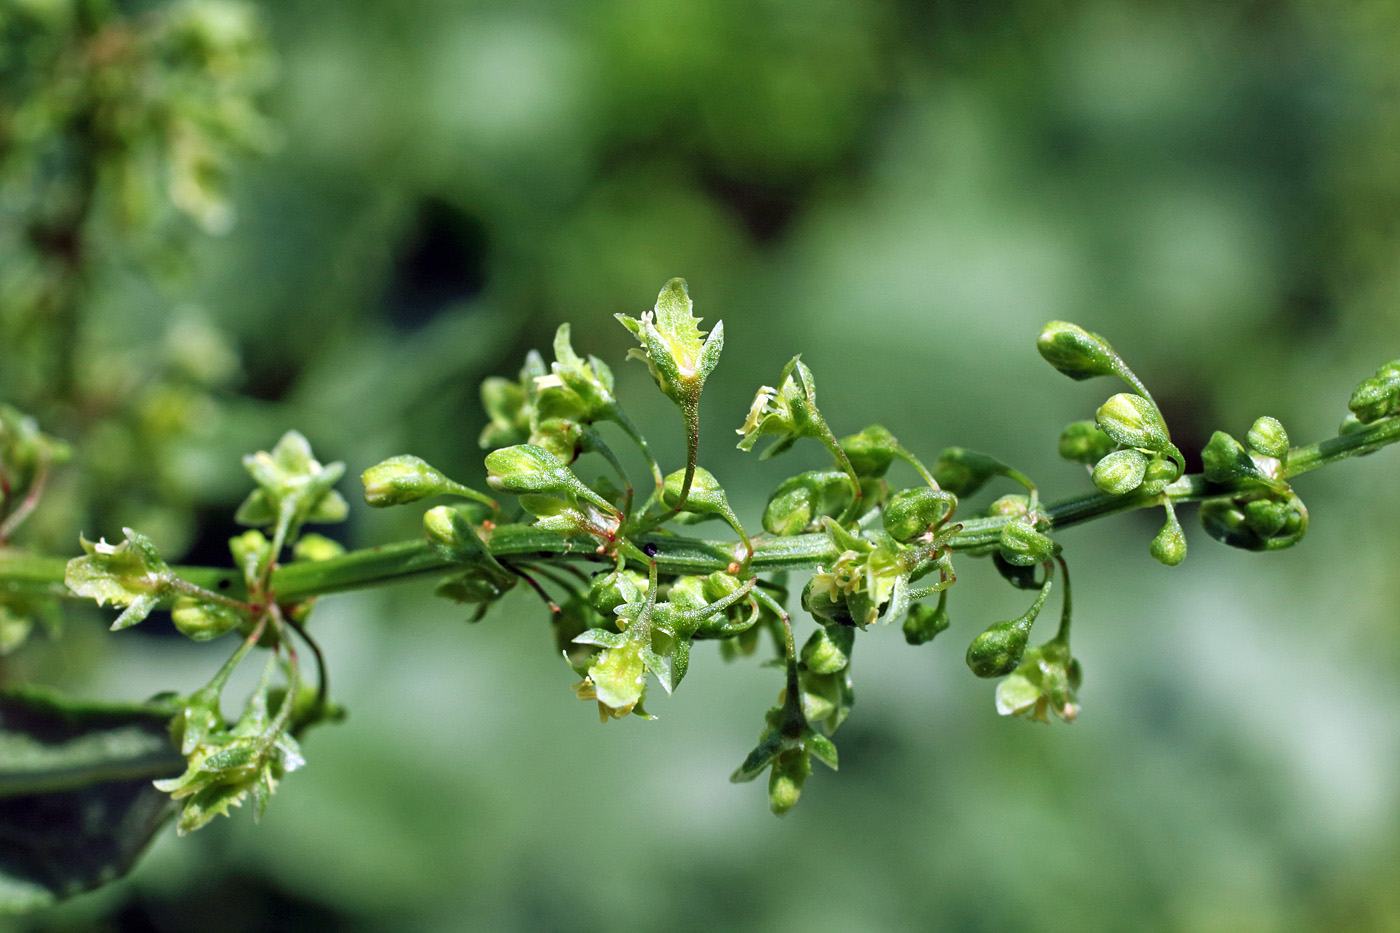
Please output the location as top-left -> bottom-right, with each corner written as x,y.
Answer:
0,687 -> 182,912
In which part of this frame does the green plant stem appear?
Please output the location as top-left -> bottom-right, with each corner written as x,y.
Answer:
4,417 -> 1397,608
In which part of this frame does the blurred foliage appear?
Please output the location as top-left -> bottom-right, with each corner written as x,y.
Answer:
6,0 -> 1400,930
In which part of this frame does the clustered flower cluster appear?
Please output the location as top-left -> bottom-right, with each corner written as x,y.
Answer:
46,281 -> 1386,830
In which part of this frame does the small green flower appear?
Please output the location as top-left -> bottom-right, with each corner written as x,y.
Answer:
65,529 -> 175,631
1198,490 -> 1308,551
998,519 -> 1060,567
536,323 -> 618,423
616,278 -> 724,411
572,637 -> 648,722
840,425 -> 900,478
730,702 -> 838,817
478,354 -> 540,450
994,641 -> 1082,723
736,356 -> 820,459
1201,431 -> 1265,485
235,431 -> 348,531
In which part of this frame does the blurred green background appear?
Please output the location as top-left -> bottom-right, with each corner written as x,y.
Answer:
9,0 -> 1400,930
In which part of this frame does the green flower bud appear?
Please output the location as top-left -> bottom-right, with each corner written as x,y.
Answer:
993,552 -> 1043,590
664,466 -> 731,517
768,748 -> 811,816
172,597 -> 245,642
966,616 -> 1034,679
1057,420 -> 1115,464
528,417 -> 584,463
1198,498 -> 1248,547
840,425 -> 899,478
802,576 -> 856,628
1096,393 -> 1170,452
1150,505 -> 1186,566
423,506 -> 491,564
762,486 -> 816,537
435,572 -> 515,621
762,471 -> 849,536
1138,452 -> 1182,496
987,495 -> 1029,518
903,594 -> 951,645
1091,448 -> 1148,495
1036,321 -> 1121,381
966,579 -> 1051,678
1348,375 -> 1400,424
362,455 -> 479,508
484,444 -> 606,510
228,529 -> 272,584
292,534 -> 345,563
478,375 -> 530,450
1242,497 -> 1288,537
998,519 -> 1060,567
1199,492 -> 1308,551
1200,431 -> 1261,484
800,625 -> 854,675
882,487 -> 956,542
932,447 -> 1005,498
1246,416 -> 1289,460
589,570 -> 645,618
1338,413 -> 1368,438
